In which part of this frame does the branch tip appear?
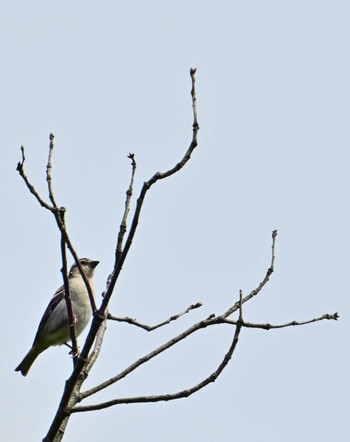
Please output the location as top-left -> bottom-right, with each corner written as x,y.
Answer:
327,312 -> 339,320
129,153 -> 136,167
192,301 -> 203,309
16,145 -> 26,172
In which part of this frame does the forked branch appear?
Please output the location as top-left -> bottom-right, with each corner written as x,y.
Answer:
42,69 -> 200,442
77,230 -> 337,407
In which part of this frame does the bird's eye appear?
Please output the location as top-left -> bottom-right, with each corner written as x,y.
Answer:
80,259 -> 87,265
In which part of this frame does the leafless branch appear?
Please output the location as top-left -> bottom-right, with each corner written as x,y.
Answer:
46,133 -> 58,208
115,153 -> 137,265
79,315 -> 220,401
223,229 -> 277,318
107,302 -> 203,331
73,309 -> 338,413
16,145 -> 53,211
223,312 -> 339,330
98,68 -> 199,315
17,135 -> 97,313
17,134 -> 96,311
75,231 -> 272,400
73,321 -> 242,413
77,229 -> 333,403
17,137 -> 82,360
43,68 -> 200,442
78,303 -> 337,405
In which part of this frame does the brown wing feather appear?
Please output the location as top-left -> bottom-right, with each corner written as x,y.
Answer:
33,285 -> 67,343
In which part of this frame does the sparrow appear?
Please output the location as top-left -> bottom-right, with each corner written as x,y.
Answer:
15,258 -> 99,376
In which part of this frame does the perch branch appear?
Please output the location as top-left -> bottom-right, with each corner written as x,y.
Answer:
60,209 -> 79,364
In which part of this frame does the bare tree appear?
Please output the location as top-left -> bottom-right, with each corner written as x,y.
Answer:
16,69 -> 338,442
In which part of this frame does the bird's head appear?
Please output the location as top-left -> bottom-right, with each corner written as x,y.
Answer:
69,258 -> 99,278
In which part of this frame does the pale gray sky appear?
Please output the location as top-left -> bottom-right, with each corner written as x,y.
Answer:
2,1 -> 349,441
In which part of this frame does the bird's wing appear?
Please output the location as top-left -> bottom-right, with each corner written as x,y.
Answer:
34,285 -> 66,339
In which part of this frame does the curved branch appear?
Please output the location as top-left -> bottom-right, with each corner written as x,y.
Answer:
73,310 -> 338,414
17,135 -> 97,313
79,314 -> 218,401
99,68 -> 199,314
16,145 -> 53,211
73,322 -> 242,413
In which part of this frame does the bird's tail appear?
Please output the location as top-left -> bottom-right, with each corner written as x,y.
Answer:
15,347 -> 43,376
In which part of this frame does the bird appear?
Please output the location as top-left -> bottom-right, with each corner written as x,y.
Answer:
15,258 -> 99,376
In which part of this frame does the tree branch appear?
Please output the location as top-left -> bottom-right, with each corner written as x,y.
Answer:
115,153 -> 137,265
107,302 -> 203,331
223,229 -> 277,318
222,312 -> 339,330
43,68 -> 200,442
73,308 -> 338,413
17,135 -> 97,313
46,133 -> 58,208
16,145 -> 53,211
98,68 -> 199,315
60,209 -> 79,364
73,321 -> 242,413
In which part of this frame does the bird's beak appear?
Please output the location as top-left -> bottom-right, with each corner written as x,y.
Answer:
91,260 -> 100,268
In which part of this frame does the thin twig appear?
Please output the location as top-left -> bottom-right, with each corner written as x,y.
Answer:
46,133 -> 58,208
16,145 -> 53,211
223,230 -> 277,318
107,302 -> 203,331
115,153 -> 137,265
222,312 -> 339,330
